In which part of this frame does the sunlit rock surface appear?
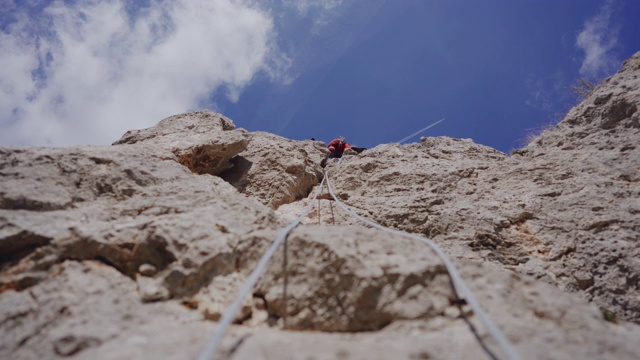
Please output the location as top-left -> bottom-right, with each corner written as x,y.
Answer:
1,52 -> 640,360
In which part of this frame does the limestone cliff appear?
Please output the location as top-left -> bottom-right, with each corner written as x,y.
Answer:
1,52 -> 639,360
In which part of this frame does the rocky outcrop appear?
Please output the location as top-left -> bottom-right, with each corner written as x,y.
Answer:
1,52 -> 640,359
113,110 -> 246,176
113,110 -> 325,209
308,51 -> 640,323
257,226 -> 454,332
0,143 -> 278,297
218,132 -> 326,209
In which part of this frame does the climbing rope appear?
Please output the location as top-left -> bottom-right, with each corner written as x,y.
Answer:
317,177 -> 336,225
397,118 -> 446,144
323,161 -> 522,360
197,175 -> 327,360
199,152 -> 520,360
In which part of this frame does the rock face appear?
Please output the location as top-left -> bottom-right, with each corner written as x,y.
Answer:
113,110 -> 246,176
311,52 -> 640,323
112,111 -> 324,209
217,131 -> 325,209
1,52 -> 640,359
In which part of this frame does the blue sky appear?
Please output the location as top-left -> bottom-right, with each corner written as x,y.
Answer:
1,1 -> 639,153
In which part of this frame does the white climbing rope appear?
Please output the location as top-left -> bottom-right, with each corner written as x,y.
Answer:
199,145 -> 519,359
323,162 -> 522,360
397,118 -> 446,144
197,175 -> 327,360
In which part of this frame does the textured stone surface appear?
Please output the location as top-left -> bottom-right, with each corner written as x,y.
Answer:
112,110 -> 325,209
0,141 -> 279,300
256,226 -> 453,332
300,51 -> 640,323
1,52 -> 640,360
219,132 -> 325,209
113,110 -> 247,176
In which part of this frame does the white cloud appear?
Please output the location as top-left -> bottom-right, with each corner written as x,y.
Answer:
524,70 -> 567,112
0,0 -> 16,14
576,0 -> 619,79
284,0 -> 343,17
0,0 -> 286,146
283,0 -> 343,32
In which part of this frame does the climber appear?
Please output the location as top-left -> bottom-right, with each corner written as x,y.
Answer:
320,136 -> 366,167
